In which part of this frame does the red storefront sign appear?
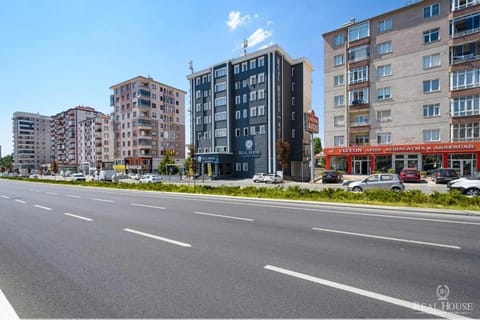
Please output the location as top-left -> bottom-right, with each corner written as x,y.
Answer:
304,111 -> 319,134
324,142 -> 480,156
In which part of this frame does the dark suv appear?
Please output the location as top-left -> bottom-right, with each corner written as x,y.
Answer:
322,170 -> 342,183
432,168 -> 458,184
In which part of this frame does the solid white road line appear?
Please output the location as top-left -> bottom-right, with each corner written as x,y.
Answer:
0,289 -> 19,320
193,211 -> 254,222
130,203 -> 166,210
46,192 -> 58,195
0,195 -> 10,199
264,265 -> 470,320
312,227 -> 461,250
123,228 -> 191,248
66,195 -> 80,198
91,198 -> 114,203
14,200 -> 26,204
34,205 -> 52,211
64,213 -> 93,222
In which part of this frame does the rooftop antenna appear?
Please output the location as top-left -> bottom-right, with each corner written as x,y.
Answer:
243,39 -> 248,56
189,60 -> 194,74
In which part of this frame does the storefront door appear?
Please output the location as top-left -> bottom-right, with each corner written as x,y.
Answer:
451,159 -> 473,176
353,156 -> 370,175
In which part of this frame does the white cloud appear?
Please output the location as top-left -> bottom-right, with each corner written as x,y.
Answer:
259,42 -> 274,50
227,11 -> 252,31
246,28 -> 273,48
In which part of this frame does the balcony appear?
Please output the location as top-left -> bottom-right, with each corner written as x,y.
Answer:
450,13 -> 480,39
349,100 -> 369,111
451,0 -> 480,13
138,139 -> 152,147
349,123 -> 370,134
137,120 -> 153,129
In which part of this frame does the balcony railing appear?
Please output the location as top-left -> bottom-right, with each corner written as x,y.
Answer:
452,0 -> 480,11
350,121 -> 370,127
451,53 -> 480,64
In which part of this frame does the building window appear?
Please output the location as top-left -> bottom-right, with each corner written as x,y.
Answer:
450,13 -> 480,38
376,109 -> 392,122
243,109 -> 248,118
235,163 -> 241,171
334,54 -> 344,66
250,59 -> 256,69
258,56 -> 265,67
203,102 -> 209,111
235,81 -> 241,89
250,106 -> 257,117
215,111 -> 227,121
235,95 -> 241,104
259,125 -> 266,134
423,28 -> 440,43
377,41 -> 392,55
292,129 -> 295,139
334,75 -> 344,86
377,132 -> 392,144
241,62 -> 248,72
235,128 -> 240,137
450,68 -> 480,91
251,126 -> 256,135
334,136 -> 345,146
258,73 -> 265,83
423,53 -> 441,69
348,21 -> 370,42
424,3 -> 440,18
203,116 -> 209,124
348,45 -> 370,63
250,75 -> 257,86
348,66 -> 368,84
334,33 -> 345,46
334,95 -> 345,107
242,79 -> 248,88
451,95 -> 480,116
377,64 -> 392,78
258,89 -> 265,100
215,82 -> 226,92
215,97 -> 227,107
378,18 -> 392,33
234,64 -> 240,74
292,111 -> 295,120
204,90 -> 210,97
235,111 -> 241,119
349,88 -> 369,105
243,94 -> 248,103
215,128 -> 227,137
353,114 -> 369,126
195,117 -> 202,125
195,90 -> 201,99
377,87 -> 392,100
453,122 -> 480,141
258,105 -> 265,116
243,163 -> 248,172
423,79 -> 440,93
452,0 -> 478,11
423,129 -> 440,142
195,103 -> 202,112
423,103 -> 440,117
243,127 -> 249,136
215,67 -> 226,78
250,91 -> 257,101
334,115 -> 345,127
203,75 -> 208,83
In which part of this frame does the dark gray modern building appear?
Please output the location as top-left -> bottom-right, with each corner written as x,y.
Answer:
187,45 -> 313,180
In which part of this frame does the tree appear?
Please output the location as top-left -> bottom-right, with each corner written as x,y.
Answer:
158,154 -> 176,174
0,154 -> 13,169
184,157 -> 192,176
313,137 -> 323,155
276,140 -> 291,172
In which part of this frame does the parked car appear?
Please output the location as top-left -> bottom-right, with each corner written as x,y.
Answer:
432,168 -> 459,184
112,173 -> 130,182
347,174 -> 405,192
71,173 -> 86,181
447,179 -> 480,196
29,174 -> 39,179
447,172 -> 480,188
399,168 -> 421,182
263,174 -> 283,184
139,174 -> 163,183
252,173 -> 267,183
322,170 -> 342,183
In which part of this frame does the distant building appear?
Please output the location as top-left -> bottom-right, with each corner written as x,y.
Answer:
12,112 -> 52,174
51,106 -> 102,170
187,44 -> 313,180
109,76 -> 186,173
78,113 -> 114,172
322,0 -> 480,175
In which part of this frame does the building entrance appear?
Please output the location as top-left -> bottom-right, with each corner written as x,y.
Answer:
352,156 -> 370,175
449,154 -> 477,176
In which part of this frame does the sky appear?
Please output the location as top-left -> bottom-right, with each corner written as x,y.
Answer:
0,0 -> 407,157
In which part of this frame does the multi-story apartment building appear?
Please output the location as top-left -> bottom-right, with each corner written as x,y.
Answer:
187,44 -> 313,179
110,76 -> 186,173
78,113 -> 114,171
12,112 -> 52,174
323,0 -> 480,176
51,106 -> 101,170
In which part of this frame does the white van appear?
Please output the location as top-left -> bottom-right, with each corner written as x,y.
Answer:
95,170 -> 115,181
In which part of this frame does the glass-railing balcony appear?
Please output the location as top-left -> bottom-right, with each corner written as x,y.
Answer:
450,13 -> 480,38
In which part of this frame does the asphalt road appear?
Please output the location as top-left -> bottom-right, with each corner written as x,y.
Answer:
0,179 -> 479,318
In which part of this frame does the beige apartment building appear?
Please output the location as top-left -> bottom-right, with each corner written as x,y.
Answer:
110,76 -> 186,173
12,112 -> 52,174
323,0 -> 480,176
51,106 -> 102,170
78,113 -> 114,172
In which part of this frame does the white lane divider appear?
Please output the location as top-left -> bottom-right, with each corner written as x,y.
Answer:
66,195 -> 80,198
193,211 -> 254,222
264,265 -> 470,320
0,195 -> 10,199
130,203 -> 166,210
46,192 -> 58,195
0,288 -> 19,320
91,198 -> 114,203
64,213 -> 93,222
34,205 -> 52,211
312,227 -> 461,250
14,200 -> 26,204
123,228 -> 191,248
